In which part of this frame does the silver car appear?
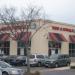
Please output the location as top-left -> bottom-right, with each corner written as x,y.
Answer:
0,61 -> 25,75
0,70 -> 2,75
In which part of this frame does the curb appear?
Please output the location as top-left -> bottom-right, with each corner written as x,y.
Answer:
31,67 -> 70,73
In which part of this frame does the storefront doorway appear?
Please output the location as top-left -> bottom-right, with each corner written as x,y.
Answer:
48,41 -> 61,56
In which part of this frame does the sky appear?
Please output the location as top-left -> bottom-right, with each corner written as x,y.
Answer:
0,0 -> 75,24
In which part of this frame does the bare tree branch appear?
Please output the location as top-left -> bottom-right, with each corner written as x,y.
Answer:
0,6 -> 46,73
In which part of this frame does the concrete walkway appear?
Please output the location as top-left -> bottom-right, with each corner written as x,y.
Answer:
31,62 -> 75,73
70,62 -> 75,66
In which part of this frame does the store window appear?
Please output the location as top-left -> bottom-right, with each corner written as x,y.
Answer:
0,41 -> 10,55
69,43 -> 75,57
17,41 -> 31,56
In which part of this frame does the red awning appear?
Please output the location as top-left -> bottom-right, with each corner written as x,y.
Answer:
0,33 -> 10,41
49,33 -> 67,42
11,32 -> 31,43
21,32 -> 31,42
49,33 -> 58,41
69,35 -> 75,43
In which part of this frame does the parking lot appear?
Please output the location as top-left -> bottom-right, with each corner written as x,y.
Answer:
0,54 -> 74,73
14,65 -> 70,72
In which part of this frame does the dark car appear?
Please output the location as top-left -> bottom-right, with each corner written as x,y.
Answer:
11,56 -> 26,66
0,54 -> 8,61
37,55 -> 49,66
44,54 -> 71,68
4,55 -> 17,64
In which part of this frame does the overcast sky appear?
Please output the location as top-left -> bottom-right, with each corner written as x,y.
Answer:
0,0 -> 75,24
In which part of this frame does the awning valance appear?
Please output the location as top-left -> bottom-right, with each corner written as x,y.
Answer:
69,35 -> 75,43
48,33 -> 67,42
0,33 -> 10,41
12,32 -> 31,43
21,32 -> 31,42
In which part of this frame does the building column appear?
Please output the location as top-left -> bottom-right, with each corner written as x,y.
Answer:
61,42 -> 69,54
10,40 -> 17,55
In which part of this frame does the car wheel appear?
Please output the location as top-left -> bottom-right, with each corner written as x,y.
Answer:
55,63 -> 58,68
2,72 -> 8,75
45,65 -> 48,68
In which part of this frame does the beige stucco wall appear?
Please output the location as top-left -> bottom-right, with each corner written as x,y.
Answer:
1,20 -> 75,55
10,39 -> 17,55
31,21 -> 75,55
31,27 -> 48,55
61,42 -> 69,54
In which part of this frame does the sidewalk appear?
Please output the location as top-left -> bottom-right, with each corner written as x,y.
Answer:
70,62 -> 75,69
70,62 -> 75,66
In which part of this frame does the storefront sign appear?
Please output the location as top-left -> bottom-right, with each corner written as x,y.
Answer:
52,26 -> 75,33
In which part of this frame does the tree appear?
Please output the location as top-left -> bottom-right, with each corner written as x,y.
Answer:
0,6 -> 46,73
20,6 -> 42,73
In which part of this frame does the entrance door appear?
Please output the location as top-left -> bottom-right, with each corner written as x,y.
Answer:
48,48 -> 59,56
0,49 -> 4,55
20,48 -> 24,55
48,41 -> 61,56
55,48 -> 58,54
51,49 -> 55,55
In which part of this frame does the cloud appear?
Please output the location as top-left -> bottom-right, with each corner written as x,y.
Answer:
0,0 -> 75,24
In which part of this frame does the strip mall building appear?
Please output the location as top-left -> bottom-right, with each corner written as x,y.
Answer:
0,19 -> 75,57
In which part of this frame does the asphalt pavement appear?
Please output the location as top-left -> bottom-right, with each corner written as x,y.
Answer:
13,61 -> 75,74
15,66 -> 75,75
15,66 -> 70,72
41,69 -> 75,75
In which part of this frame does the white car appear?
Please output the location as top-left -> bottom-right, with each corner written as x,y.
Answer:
26,54 -> 47,66
0,61 -> 25,75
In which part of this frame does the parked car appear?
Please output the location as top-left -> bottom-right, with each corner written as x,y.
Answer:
44,54 -> 71,68
0,55 -> 8,62
11,56 -> 26,66
4,55 -> 17,64
0,61 -> 24,75
0,70 -> 2,75
0,55 -> 8,61
26,54 -> 48,66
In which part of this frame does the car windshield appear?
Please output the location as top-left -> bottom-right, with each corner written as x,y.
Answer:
0,61 -> 12,68
36,55 -> 44,59
17,56 -> 26,59
50,54 -> 58,59
17,56 -> 23,59
7,56 -> 16,59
